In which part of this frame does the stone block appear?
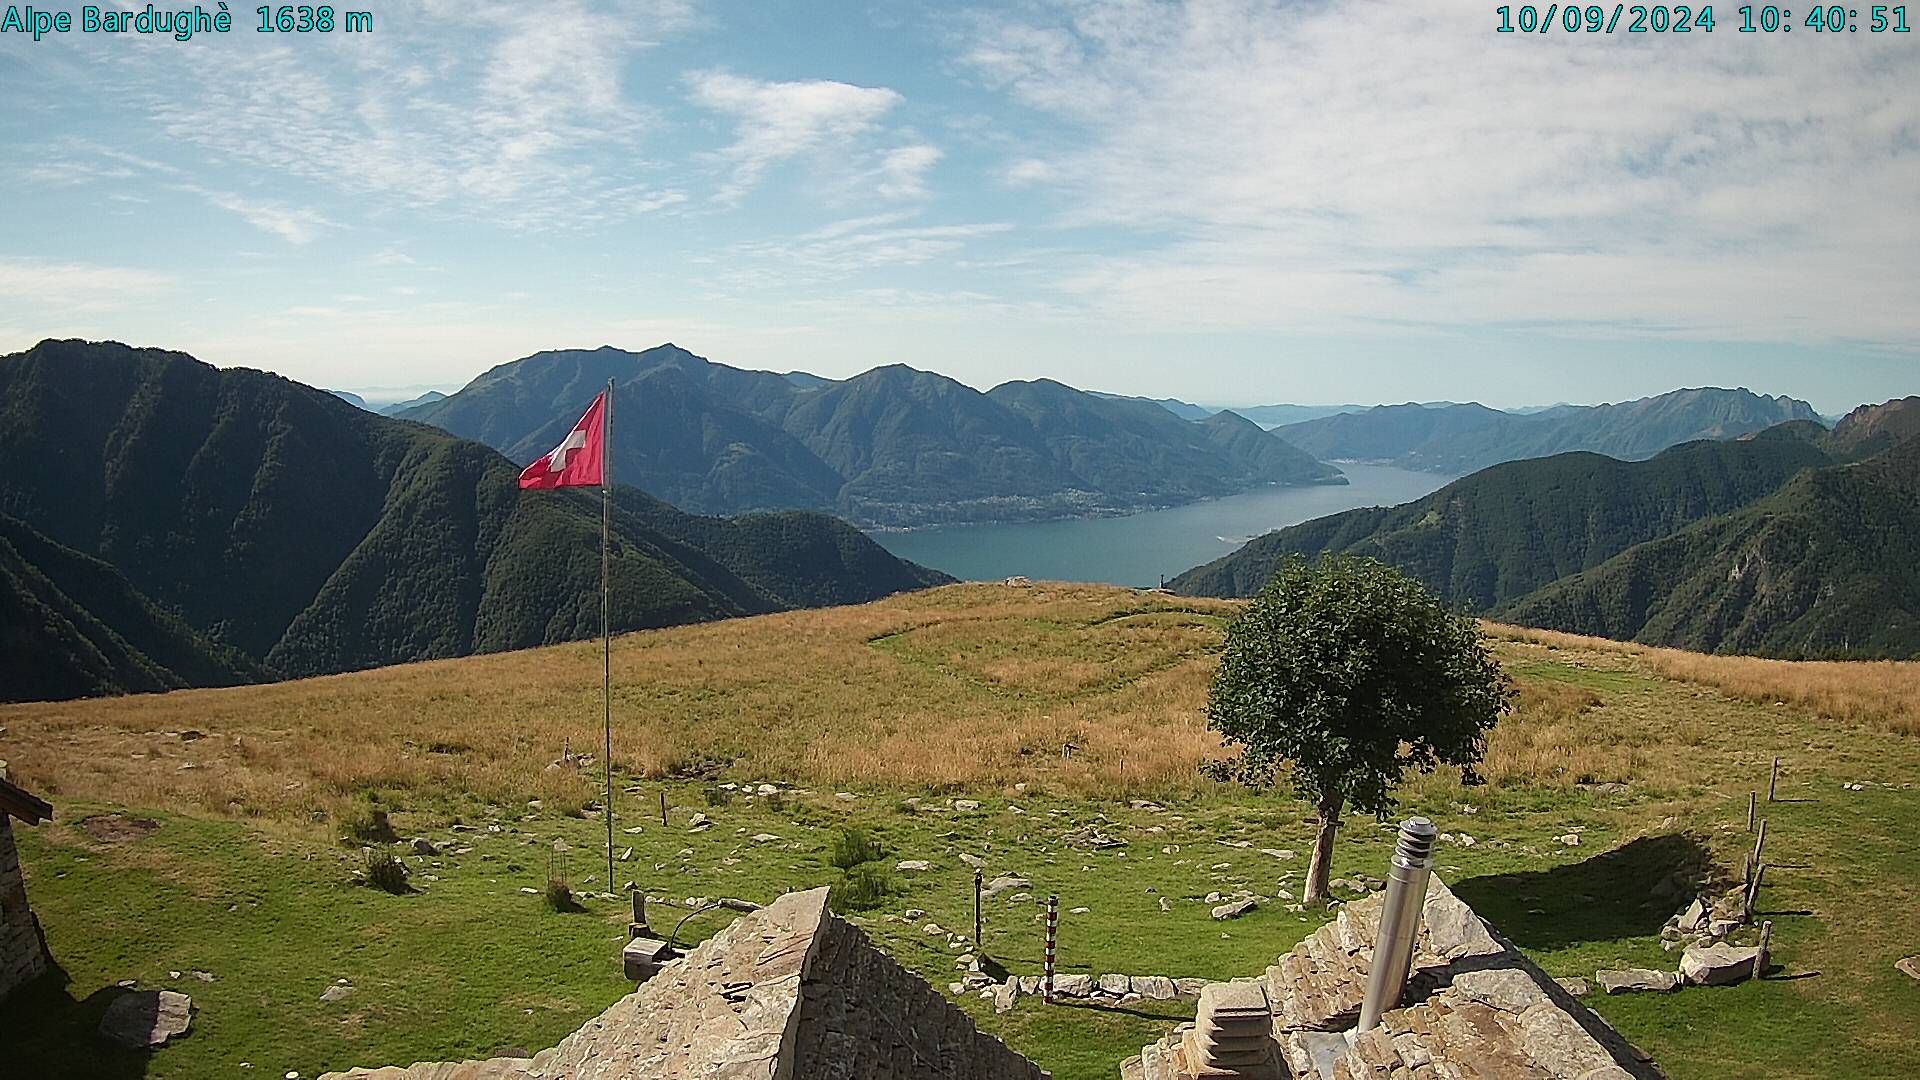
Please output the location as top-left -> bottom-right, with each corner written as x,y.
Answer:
1680,944 -> 1760,987
1595,968 -> 1681,994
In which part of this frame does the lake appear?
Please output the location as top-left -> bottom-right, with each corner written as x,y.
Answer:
871,464 -> 1451,587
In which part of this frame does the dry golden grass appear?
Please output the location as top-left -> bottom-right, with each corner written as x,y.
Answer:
1486,623 -> 1920,736
3,583 -> 1913,827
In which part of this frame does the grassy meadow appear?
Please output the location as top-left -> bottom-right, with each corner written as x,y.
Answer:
0,582 -> 1915,1079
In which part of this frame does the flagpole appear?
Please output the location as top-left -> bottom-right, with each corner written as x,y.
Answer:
602,378 -> 615,898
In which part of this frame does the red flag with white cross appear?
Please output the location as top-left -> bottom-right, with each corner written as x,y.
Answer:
517,391 -> 607,489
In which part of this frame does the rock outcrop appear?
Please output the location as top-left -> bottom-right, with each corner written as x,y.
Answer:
322,888 -> 1046,1080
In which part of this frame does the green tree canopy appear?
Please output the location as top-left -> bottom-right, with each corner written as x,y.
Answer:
1205,554 -> 1512,902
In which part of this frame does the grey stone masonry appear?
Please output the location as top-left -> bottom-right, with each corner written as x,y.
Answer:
0,816 -> 51,1001
324,887 -> 1048,1080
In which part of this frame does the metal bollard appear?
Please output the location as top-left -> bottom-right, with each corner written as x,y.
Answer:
1357,817 -> 1438,1031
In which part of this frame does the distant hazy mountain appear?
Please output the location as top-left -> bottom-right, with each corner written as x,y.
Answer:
1175,407 -> 1920,658
1227,403 -> 1374,428
1088,391 -> 1215,421
328,389 -> 371,410
1172,423 -> 1836,609
377,390 -> 447,415
1274,388 -> 1821,474
403,345 -> 1344,528
0,340 -> 947,700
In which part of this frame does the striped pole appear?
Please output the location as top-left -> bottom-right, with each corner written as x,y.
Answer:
1044,895 -> 1058,1003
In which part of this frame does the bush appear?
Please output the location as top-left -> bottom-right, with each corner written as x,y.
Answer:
363,849 -> 409,894
829,863 -> 892,913
544,877 -> 584,913
829,827 -> 882,870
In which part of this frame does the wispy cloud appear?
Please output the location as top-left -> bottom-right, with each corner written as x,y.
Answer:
687,70 -> 939,204
961,0 -> 1920,348
729,215 -> 1013,275
0,257 -> 176,309
47,1 -> 700,231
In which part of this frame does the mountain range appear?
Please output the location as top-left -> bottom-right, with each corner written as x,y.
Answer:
1268,388 -> 1821,474
0,340 -> 946,702
399,345 -> 1345,528
1173,402 -> 1920,659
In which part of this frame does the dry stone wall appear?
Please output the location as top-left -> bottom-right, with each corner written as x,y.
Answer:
794,913 -> 1046,1079
0,817 -> 50,1000
325,887 -> 1047,1080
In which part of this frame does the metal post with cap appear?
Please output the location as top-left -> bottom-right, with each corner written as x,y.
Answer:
1358,817 -> 1439,1031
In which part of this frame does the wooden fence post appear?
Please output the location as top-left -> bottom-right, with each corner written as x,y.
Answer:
1767,757 -> 1780,802
1754,920 -> 1773,980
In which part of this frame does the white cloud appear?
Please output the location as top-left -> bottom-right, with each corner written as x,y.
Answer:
961,0 -> 1920,348
40,1 -> 698,231
687,70 -> 938,204
0,258 -> 177,309
188,188 -> 337,245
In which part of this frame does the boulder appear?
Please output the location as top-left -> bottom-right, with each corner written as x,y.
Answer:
959,853 -> 986,869
983,875 -> 1031,898
1898,956 -> 1920,982
1098,974 -> 1132,995
1210,898 -> 1257,920
993,981 -> 1019,1014
1596,968 -> 1681,994
1174,977 -> 1209,998
98,990 -> 193,1049
1681,944 -> 1761,986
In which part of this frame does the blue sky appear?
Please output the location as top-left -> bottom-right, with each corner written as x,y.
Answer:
2,0 -> 1915,413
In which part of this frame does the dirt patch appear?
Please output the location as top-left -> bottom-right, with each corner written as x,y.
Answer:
80,813 -> 162,844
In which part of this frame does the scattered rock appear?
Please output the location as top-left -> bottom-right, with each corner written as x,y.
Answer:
924,923 -> 947,936
319,982 -> 355,1003
1596,968 -> 1681,994
993,981 -> 1018,1013
1174,977 -> 1208,998
755,784 -> 778,797
98,990 -> 193,1048
1260,848 -> 1297,860
1158,897 -> 1173,913
1097,974 -> 1131,995
1675,898 -> 1707,932
904,909 -> 926,920
688,813 -> 712,832
1681,944 -> 1761,986
411,838 -> 438,856
1211,898 -> 1257,920
1706,918 -> 1741,940
1069,906 -> 1090,915
1558,977 -> 1591,997
1896,956 -> 1920,981
751,833 -> 781,843
982,875 -> 1030,899
953,800 -> 981,811
959,853 -> 986,869
1557,833 -> 1581,847
896,860 -> 932,872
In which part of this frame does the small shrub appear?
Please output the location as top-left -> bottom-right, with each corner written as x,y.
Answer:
829,827 -> 882,870
545,877 -> 584,913
363,849 -> 410,894
829,863 -> 892,912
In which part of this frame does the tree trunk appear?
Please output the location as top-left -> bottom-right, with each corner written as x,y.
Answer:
1304,791 -> 1343,905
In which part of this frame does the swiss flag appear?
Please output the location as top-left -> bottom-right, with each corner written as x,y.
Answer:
518,391 -> 607,489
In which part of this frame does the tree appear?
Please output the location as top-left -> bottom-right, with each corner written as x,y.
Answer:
1204,555 -> 1512,904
